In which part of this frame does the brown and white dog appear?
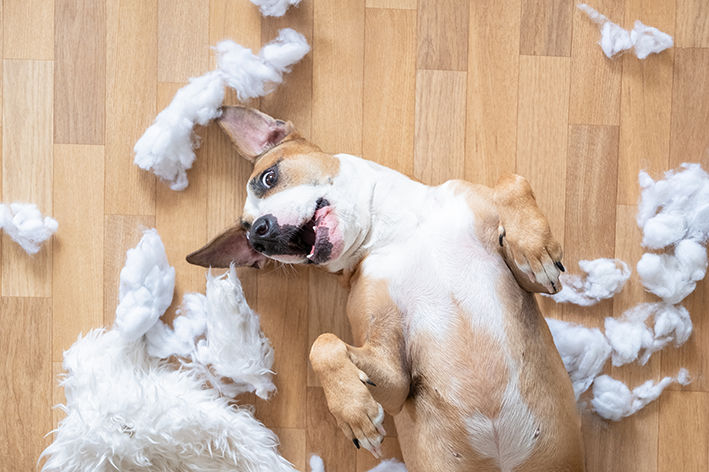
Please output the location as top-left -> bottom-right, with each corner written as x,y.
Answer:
187,106 -> 585,471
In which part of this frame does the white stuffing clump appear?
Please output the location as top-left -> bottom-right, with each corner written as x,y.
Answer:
546,318 -> 611,399
604,303 -> 692,366
549,258 -> 630,306
636,241 -> 708,304
591,369 -> 690,421
251,0 -> 301,17
41,329 -> 296,472
578,4 -> 673,59
0,203 -> 58,254
310,455 -> 407,472
115,229 -> 176,342
145,292 -> 208,359
134,29 -> 310,190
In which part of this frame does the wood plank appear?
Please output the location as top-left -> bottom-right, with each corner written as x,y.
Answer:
52,145 -> 104,361
272,428 -> 306,472
466,0 -> 520,186
676,0 -> 709,48
2,60 -> 54,297
209,0 -> 261,68
158,0 -> 210,82
669,49 -> 709,169
254,266 -> 309,429
261,0 -> 314,139
155,83 -> 208,324
658,391 -> 709,471
52,362 -> 66,440
362,8 -> 416,176
0,297 -> 52,470
562,125 -> 619,325
366,0 -> 417,9
54,0 -> 107,145
105,0 -> 157,215
307,269 -> 352,387
416,0 -> 468,71
519,0 -> 573,57
3,0 -> 54,60
307,386 -> 357,472
312,0 -> 365,155
413,69 -> 467,186
617,0 -> 674,205
568,0 -> 623,126
103,215 -> 156,326
516,55 -> 570,243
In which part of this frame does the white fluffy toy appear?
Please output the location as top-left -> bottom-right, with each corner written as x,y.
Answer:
42,230 -> 289,471
134,29 -> 310,191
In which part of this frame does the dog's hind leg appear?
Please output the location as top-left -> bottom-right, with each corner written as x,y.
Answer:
492,174 -> 565,294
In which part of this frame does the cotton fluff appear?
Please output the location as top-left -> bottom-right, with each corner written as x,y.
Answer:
635,164 -> 709,303
309,455 -> 407,472
637,163 -> 709,248
0,202 -> 58,254
250,0 -> 301,17
134,29 -> 310,190
578,4 -> 673,59
604,303 -> 692,366
549,259 -> 631,306
217,28 -> 310,101
591,369 -> 690,421
546,318 -> 612,399
41,329 -> 296,472
115,229 -> 176,342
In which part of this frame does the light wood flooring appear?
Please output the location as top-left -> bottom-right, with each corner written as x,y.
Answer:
1,0 -> 708,470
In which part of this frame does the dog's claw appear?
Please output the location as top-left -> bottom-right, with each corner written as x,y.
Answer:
555,261 -> 565,272
365,379 -> 376,387
551,281 -> 556,293
353,438 -> 360,449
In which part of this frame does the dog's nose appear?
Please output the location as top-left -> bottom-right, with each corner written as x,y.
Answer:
253,216 -> 273,237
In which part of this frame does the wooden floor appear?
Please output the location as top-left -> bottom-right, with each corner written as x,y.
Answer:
1,0 -> 708,470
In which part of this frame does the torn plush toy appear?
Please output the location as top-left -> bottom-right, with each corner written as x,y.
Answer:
134,28 -> 310,191
0,202 -> 58,254
578,4 -> 673,59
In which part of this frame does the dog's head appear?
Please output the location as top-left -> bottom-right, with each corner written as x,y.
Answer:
187,106 -> 362,270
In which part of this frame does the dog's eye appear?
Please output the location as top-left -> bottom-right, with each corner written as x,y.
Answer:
261,169 -> 277,188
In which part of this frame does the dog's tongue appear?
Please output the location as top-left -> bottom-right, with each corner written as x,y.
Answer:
308,206 -> 341,263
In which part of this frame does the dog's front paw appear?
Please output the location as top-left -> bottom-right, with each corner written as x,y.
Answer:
321,367 -> 386,458
498,222 -> 564,294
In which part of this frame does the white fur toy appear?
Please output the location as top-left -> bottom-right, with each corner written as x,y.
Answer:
134,29 -> 310,191
578,4 -> 673,59
0,202 -> 58,254
41,329 -> 295,472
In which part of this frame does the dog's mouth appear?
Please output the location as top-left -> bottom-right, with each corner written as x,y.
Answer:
294,197 -> 335,264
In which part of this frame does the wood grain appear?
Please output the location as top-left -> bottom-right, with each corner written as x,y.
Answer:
413,69 -> 467,185
366,0 -> 417,9
312,0 -> 365,155
52,145 -> 104,361
569,0 -> 623,126
416,0 -> 468,71
675,0 -> 709,48
105,0 -> 157,215
362,7 -> 416,176
465,0 -> 520,186
519,0 -> 573,57
2,60 -> 54,297
3,0 -> 54,60
658,391 -> 709,472
54,0 -> 106,145
0,298 -> 52,471
158,0 -> 210,82
669,48 -> 709,169
307,386 -> 357,472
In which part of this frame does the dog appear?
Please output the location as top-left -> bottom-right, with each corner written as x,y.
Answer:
187,106 -> 585,471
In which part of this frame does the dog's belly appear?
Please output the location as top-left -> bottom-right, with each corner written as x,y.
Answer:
360,196 -> 583,470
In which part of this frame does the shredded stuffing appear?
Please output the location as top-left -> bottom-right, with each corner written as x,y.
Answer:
134,29 -> 310,190
250,0 -> 302,17
578,4 -> 673,59
549,258 -> 631,306
0,202 -> 58,254
310,455 -> 407,472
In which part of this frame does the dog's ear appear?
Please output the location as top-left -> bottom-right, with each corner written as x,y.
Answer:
186,225 -> 268,269
216,106 -> 294,162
